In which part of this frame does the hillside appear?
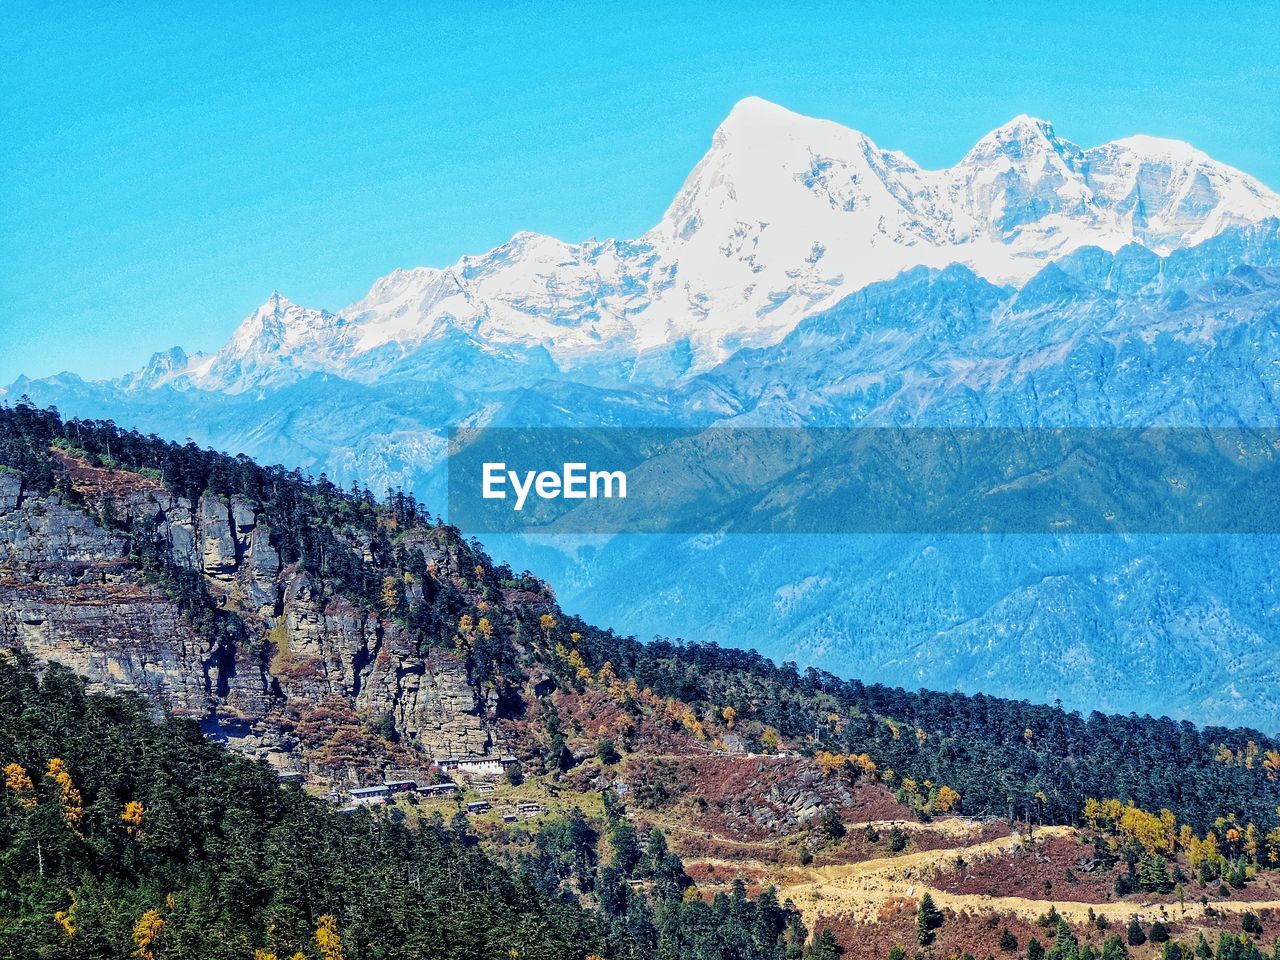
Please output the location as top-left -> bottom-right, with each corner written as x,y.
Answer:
3,402 -> 1280,958
0,654 -> 816,960
10,219 -> 1280,730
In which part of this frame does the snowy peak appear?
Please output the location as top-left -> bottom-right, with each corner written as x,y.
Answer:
228,291 -> 338,352
656,96 -> 896,245
114,99 -> 1280,393
1082,136 -> 1280,249
962,115 -> 1071,161
189,292 -> 352,393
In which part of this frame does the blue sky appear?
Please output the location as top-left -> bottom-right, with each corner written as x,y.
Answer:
2,1 -> 1278,384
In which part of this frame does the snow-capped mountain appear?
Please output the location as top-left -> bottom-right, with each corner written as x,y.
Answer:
9,100 -> 1280,730
129,98 -> 1280,394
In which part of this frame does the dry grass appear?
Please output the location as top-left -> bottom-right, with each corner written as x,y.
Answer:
774,821 -> 1280,937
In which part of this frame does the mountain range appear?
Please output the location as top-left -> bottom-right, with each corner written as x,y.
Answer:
8,98 -> 1280,729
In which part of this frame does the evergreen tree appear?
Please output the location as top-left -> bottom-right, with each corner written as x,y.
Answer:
805,929 -> 842,960
1046,918 -> 1080,960
1128,918 -> 1147,947
916,893 -> 941,946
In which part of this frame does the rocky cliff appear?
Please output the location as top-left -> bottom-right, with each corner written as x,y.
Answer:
0,462 -> 492,775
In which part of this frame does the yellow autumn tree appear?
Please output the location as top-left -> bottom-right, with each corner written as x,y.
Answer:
1082,797 -> 1126,830
54,892 -> 77,939
565,648 -> 592,684
45,758 -> 83,828
1082,797 -> 1104,828
848,753 -> 878,780
455,614 -> 475,651
596,660 -> 618,689
132,909 -> 165,960
1116,803 -> 1176,856
380,576 -> 400,612
721,705 -> 737,729
1243,823 -> 1260,862
935,785 -> 961,812
815,751 -> 846,776
539,613 -> 557,635
1266,826 -> 1280,866
121,800 -> 145,837
315,914 -> 344,960
4,762 -> 35,809
680,708 -> 707,741
1263,749 -> 1280,781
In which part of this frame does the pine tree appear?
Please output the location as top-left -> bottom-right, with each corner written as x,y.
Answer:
1127,918 -> 1147,947
805,929 -> 842,960
916,892 -> 941,946
1046,917 -> 1080,960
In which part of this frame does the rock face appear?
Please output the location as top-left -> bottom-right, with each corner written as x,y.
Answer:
0,470 -> 491,771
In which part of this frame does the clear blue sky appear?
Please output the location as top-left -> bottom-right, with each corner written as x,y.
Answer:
2,1 -> 1278,384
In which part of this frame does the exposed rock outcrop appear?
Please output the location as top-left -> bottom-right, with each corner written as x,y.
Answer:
0,470 -> 491,773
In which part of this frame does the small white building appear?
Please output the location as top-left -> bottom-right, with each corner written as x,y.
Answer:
435,755 -> 521,780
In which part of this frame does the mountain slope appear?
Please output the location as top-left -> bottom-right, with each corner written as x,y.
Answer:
2,403 -> 1278,829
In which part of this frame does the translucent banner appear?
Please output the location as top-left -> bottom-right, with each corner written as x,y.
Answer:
447,427 -> 1280,534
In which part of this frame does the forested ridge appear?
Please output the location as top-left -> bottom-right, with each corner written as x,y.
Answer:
0,655 -> 810,960
1,401 -> 1278,843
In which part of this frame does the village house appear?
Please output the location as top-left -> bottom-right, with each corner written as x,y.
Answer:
383,779 -> 417,795
416,782 -> 458,798
435,755 -> 520,780
465,800 -> 491,814
516,802 -> 545,819
348,785 -> 390,807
